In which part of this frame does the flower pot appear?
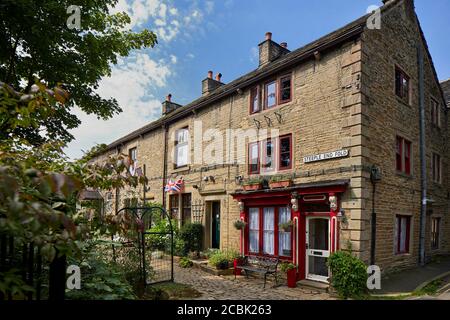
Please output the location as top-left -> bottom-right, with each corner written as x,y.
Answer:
233,259 -> 242,276
287,268 -> 297,288
269,180 -> 292,189
243,184 -> 262,191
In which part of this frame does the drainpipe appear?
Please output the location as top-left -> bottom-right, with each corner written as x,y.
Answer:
370,165 -> 380,265
162,124 -> 169,209
418,44 -> 427,266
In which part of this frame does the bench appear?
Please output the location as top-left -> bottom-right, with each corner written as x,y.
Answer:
235,256 -> 279,289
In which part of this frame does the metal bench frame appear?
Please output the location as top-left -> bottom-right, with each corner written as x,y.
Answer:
235,255 -> 279,289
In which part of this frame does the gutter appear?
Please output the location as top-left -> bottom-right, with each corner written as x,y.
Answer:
162,124 -> 169,209
417,44 -> 427,266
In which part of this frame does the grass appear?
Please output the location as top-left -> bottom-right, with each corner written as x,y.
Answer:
412,279 -> 443,297
147,282 -> 202,300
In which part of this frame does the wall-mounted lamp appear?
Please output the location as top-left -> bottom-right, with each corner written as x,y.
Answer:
203,176 -> 209,182
238,201 -> 245,212
235,175 -> 243,184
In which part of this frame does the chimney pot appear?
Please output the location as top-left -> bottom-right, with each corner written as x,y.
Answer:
166,94 -> 172,102
207,70 -> 213,79
280,42 -> 288,49
215,73 -> 222,82
265,32 -> 272,41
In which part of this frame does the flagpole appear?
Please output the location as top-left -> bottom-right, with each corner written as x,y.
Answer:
143,164 -> 147,206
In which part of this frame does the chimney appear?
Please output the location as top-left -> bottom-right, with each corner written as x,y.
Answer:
162,94 -> 182,115
258,32 -> 290,67
202,71 -> 224,96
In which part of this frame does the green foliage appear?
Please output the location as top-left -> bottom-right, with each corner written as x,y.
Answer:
200,248 -> 220,259
243,177 -> 263,186
233,220 -> 247,230
208,250 -> 240,270
327,251 -> 368,299
179,257 -> 193,268
279,262 -> 296,273
278,220 -> 293,231
0,0 -> 157,145
179,223 -> 203,256
66,241 -> 136,300
269,175 -> 292,182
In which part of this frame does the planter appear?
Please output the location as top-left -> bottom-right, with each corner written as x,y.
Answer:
233,258 -> 242,276
243,184 -> 262,191
269,180 -> 292,189
287,268 -> 297,288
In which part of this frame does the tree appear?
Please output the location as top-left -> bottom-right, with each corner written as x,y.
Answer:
0,0 -> 157,145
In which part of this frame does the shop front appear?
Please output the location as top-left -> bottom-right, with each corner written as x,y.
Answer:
232,179 -> 348,283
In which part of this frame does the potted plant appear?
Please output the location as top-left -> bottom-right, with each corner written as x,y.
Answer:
280,262 -> 297,288
242,177 -> 263,191
233,255 -> 246,276
233,220 -> 247,230
269,175 -> 293,189
279,220 -> 293,232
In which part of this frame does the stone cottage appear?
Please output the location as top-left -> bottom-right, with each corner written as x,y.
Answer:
92,0 -> 449,284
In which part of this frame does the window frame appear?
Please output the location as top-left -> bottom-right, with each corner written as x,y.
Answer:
264,79 -> 277,110
248,142 -> 260,174
278,74 -> 292,104
248,134 -> 293,174
129,147 -> 137,163
432,152 -> 441,184
431,217 -> 441,250
431,98 -> 441,128
395,136 -> 412,176
181,193 -> 191,226
395,66 -> 411,105
174,127 -> 189,168
169,194 -> 179,219
395,215 -> 411,255
249,86 -> 260,114
279,134 -> 292,171
247,206 -> 293,259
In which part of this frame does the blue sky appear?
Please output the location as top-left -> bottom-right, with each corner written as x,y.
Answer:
66,0 -> 450,159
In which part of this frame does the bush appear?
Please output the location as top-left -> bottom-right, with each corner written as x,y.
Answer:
179,223 -> 203,256
208,250 -> 240,270
327,251 -> 368,299
179,257 -> 193,268
279,262 -> 296,273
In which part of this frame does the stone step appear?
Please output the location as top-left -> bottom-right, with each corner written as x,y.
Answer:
298,279 -> 329,293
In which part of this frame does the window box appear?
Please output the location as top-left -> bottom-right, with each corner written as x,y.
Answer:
269,176 -> 293,189
243,183 -> 263,191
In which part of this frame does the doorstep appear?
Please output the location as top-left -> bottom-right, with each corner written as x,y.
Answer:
298,279 -> 329,293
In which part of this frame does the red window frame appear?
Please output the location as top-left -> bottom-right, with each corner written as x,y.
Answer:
249,86 -> 260,114
264,80 -> 277,109
279,75 -> 292,104
396,215 -> 411,254
248,134 -> 293,174
246,206 -> 293,259
395,136 -> 411,175
395,67 -> 410,103
432,153 -> 441,183
279,134 -> 292,171
248,142 -> 260,174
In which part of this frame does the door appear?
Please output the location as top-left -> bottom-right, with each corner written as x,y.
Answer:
306,217 -> 330,282
211,202 -> 220,249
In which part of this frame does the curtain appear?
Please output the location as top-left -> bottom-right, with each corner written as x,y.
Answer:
278,207 -> 292,256
249,208 -> 259,253
263,208 -> 274,255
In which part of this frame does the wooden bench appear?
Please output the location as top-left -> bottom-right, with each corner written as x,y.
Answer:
235,256 -> 279,289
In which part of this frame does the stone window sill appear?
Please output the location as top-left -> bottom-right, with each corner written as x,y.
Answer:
171,165 -> 190,174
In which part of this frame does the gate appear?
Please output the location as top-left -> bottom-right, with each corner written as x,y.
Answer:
113,206 -> 173,286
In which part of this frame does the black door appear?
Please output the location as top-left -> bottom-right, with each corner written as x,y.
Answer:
211,202 -> 220,249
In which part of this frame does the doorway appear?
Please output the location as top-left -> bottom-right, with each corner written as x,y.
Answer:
211,202 -> 220,249
306,217 -> 330,282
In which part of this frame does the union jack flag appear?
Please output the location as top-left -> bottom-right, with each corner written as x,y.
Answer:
164,177 -> 184,193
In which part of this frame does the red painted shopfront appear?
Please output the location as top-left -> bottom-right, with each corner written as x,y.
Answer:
232,179 -> 348,283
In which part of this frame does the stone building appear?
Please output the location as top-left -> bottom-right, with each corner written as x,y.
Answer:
92,0 -> 449,283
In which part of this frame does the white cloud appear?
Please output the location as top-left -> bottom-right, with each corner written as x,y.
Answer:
205,1 -> 214,14
170,54 -> 177,64
250,46 -> 259,64
65,52 -> 171,159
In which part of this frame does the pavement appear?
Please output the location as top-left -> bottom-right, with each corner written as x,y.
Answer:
372,255 -> 450,297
